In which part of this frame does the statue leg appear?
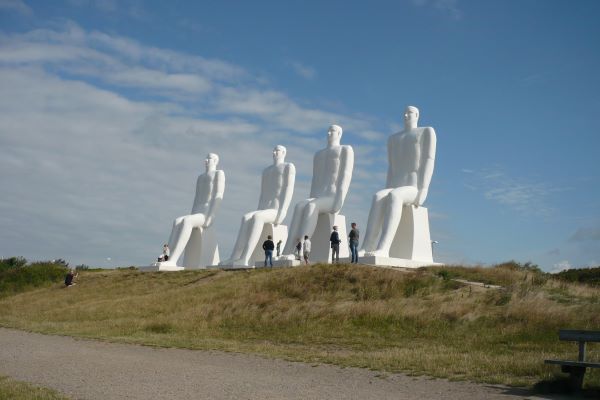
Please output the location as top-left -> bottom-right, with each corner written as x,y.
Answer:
361,189 -> 393,253
237,209 -> 277,265
167,216 -> 185,250
283,200 -> 310,254
220,212 -> 255,265
371,187 -> 418,257
298,197 -> 334,241
168,214 -> 206,264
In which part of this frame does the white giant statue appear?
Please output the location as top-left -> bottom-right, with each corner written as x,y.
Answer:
160,153 -> 225,269
360,106 -> 437,262
282,124 -> 354,261
220,145 -> 295,267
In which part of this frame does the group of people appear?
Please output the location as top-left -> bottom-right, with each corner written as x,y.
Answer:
261,222 -> 360,267
329,222 -> 360,264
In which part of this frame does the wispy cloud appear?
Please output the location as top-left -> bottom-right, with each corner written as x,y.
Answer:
464,168 -> 564,216
569,226 -> 600,242
288,61 -> 317,80
0,0 -> 32,15
0,22 -> 385,266
411,0 -> 463,20
550,260 -> 572,273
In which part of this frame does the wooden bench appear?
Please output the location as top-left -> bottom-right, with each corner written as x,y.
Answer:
545,330 -> 600,390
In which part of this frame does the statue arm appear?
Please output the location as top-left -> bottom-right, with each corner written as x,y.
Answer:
333,146 -> 354,212
415,128 -> 436,206
204,170 -> 225,228
257,168 -> 268,209
275,163 -> 296,225
385,135 -> 393,188
309,152 -> 318,198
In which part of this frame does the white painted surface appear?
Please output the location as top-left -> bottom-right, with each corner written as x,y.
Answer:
361,106 -> 437,262
156,153 -> 225,270
310,213 -> 349,263
219,145 -> 295,268
282,125 -> 354,256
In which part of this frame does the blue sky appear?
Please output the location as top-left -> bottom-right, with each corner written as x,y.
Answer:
1,0 -> 599,271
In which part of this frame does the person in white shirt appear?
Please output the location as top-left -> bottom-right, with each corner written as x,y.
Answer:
303,235 -> 311,265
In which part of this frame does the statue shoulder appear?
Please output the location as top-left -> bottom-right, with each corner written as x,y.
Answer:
215,169 -> 225,180
284,162 -> 296,174
422,126 -> 436,138
341,145 -> 354,156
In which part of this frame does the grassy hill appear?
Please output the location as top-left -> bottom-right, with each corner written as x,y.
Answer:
0,262 -> 598,389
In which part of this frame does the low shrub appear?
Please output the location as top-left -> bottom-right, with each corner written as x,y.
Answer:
0,258 -> 69,296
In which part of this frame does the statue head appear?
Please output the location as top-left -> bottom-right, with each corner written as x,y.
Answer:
273,145 -> 286,164
404,106 -> 419,129
205,153 -> 219,171
327,124 -> 343,146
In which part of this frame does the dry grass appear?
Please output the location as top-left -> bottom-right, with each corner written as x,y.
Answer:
0,376 -> 69,400
0,264 -> 598,388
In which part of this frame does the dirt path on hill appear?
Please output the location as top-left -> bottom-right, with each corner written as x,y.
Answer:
0,328 -> 559,400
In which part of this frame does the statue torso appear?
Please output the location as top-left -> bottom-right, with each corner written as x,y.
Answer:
387,128 -> 424,188
191,170 -> 216,214
311,146 -> 344,197
259,163 -> 288,210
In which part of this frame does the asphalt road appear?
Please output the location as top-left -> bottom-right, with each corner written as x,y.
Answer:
0,328 -> 558,399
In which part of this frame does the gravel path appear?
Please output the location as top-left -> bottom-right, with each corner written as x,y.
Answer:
0,328 -> 556,400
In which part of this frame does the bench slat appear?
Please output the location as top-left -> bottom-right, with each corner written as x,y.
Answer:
558,330 -> 600,342
545,359 -> 600,368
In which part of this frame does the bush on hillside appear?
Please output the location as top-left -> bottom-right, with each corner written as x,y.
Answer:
553,266 -> 600,286
0,257 -> 69,296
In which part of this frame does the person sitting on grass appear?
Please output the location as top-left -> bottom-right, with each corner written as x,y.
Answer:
64,269 -> 78,287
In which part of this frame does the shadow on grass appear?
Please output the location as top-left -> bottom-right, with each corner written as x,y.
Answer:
530,376 -> 600,399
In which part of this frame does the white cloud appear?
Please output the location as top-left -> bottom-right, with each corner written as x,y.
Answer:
289,61 -> 317,80
466,168 -> 564,217
411,0 -> 463,20
550,260 -> 572,273
0,22 -> 387,266
0,0 -> 32,15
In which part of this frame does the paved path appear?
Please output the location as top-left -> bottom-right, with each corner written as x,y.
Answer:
0,328 -> 554,400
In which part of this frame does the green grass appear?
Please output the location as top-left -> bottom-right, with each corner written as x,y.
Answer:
0,376 -> 69,400
0,263 -> 598,389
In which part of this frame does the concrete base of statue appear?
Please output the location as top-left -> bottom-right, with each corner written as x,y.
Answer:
357,206 -> 438,268
139,263 -> 185,272
270,257 -> 303,268
310,213 -> 349,263
350,256 -> 441,268
180,226 -> 219,269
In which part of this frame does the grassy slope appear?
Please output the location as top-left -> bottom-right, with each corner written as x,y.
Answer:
0,376 -> 69,400
0,264 -> 598,388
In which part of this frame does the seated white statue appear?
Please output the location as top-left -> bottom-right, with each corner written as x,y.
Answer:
282,124 -> 354,256
161,153 -> 225,267
219,145 -> 295,267
360,106 -> 436,257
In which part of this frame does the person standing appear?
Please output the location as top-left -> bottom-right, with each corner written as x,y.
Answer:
262,235 -> 275,267
295,238 -> 302,260
349,222 -> 360,263
276,240 -> 282,257
302,235 -> 311,265
162,244 -> 170,261
329,226 -> 341,263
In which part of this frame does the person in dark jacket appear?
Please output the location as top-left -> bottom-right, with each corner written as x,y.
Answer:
262,235 -> 275,267
64,269 -> 78,287
348,222 -> 360,263
329,226 -> 341,263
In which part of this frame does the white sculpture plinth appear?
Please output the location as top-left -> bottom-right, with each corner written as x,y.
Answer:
358,206 -> 439,268
139,263 -> 184,272
182,226 -> 219,269
311,213 -> 349,263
